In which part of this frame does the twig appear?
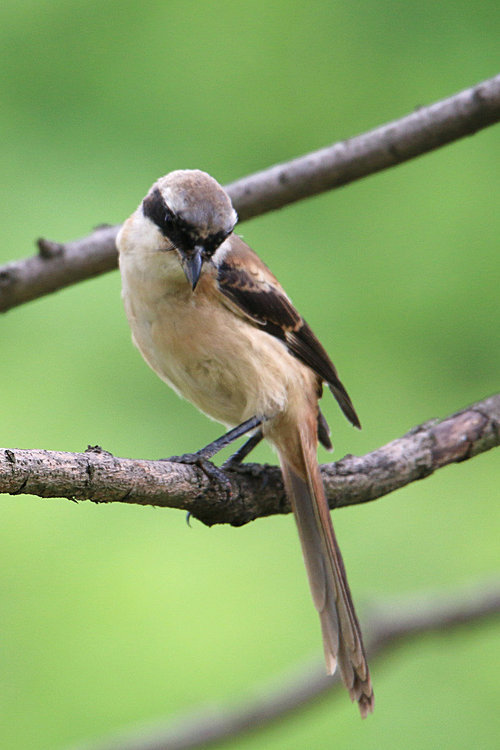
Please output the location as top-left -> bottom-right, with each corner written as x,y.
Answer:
1,394 -> 498,526
69,580 -> 500,750
0,225 -> 119,313
1,75 -> 499,313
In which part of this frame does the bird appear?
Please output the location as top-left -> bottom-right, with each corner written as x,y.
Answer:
116,169 -> 374,716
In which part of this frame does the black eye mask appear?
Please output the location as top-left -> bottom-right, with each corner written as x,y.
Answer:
142,187 -> 231,256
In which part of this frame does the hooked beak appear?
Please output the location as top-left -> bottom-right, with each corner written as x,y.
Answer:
182,246 -> 203,290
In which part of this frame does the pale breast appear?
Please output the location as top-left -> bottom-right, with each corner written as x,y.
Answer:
119,244 -> 313,428
146,288 -> 296,426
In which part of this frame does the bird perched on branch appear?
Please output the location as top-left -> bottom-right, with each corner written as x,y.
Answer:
117,169 -> 373,716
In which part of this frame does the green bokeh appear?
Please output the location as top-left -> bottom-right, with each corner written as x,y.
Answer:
0,2 -> 499,748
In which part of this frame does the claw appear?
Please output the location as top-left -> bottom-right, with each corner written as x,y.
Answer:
163,453 -> 233,501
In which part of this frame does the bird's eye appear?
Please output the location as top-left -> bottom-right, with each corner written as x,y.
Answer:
143,188 -> 176,237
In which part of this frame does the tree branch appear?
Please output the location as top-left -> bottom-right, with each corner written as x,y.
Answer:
2,394 -> 499,526
1,74 -> 499,313
0,225 -> 119,313
225,73 -> 500,219
69,580 -> 500,750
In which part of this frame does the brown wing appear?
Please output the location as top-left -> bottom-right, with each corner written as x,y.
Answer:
215,236 -> 361,429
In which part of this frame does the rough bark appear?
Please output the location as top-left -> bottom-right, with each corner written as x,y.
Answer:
2,394 -> 498,526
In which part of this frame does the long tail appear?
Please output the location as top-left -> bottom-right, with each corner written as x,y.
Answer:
278,424 -> 374,717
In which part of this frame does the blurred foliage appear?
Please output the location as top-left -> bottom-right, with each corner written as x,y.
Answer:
0,1 -> 499,749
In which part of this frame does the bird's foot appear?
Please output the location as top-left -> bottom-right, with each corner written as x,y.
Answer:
162,452 -> 233,499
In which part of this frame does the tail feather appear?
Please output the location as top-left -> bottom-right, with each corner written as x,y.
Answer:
279,426 -> 374,717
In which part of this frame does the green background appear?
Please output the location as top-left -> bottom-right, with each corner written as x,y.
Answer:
0,2 -> 499,748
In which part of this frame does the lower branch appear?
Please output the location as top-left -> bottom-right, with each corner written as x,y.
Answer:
69,580 -> 500,750
0,394 -> 499,525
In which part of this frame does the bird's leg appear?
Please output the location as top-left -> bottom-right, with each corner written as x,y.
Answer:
193,415 -> 265,460
222,428 -> 264,467
163,415 -> 267,497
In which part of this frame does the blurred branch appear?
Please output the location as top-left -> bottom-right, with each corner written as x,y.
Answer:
0,225 -> 119,313
70,580 -> 500,750
1,394 -> 499,525
226,73 -> 500,219
1,74 -> 500,313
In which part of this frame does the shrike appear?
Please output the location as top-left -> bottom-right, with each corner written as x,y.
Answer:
117,169 -> 373,716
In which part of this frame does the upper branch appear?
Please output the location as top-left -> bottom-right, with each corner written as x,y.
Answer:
226,73 -> 500,219
1,74 -> 499,313
1,394 -> 498,526
0,225 -> 119,313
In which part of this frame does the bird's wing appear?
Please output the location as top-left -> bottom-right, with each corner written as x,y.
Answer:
214,236 -> 360,428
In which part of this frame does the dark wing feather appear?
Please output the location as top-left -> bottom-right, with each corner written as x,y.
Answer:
216,239 -> 360,429
286,321 -> 361,428
216,257 -> 300,331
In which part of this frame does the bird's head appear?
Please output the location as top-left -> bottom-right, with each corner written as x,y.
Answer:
134,169 -> 237,290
